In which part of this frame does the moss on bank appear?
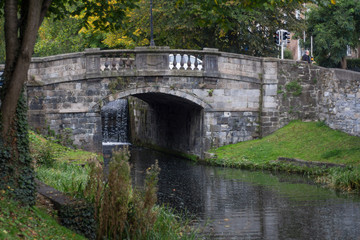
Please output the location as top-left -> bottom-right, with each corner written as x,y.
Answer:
208,121 -> 360,192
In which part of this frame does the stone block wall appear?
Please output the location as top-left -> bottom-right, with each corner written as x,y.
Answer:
28,53 -> 86,84
318,69 -> 360,136
267,60 -> 360,138
204,111 -> 259,150
264,60 -> 320,134
27,78 -> 109,153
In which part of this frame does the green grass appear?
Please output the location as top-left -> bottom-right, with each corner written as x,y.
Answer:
0,193 -> 85,240
29,130 -> 99,164
36,162 -> 90,198
31,130 -> 100,197
212,121 -> 360,165
148,206 -> 198,239
208,120 -> 360,192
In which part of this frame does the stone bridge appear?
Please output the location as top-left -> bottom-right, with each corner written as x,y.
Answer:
24,47 -> 360,158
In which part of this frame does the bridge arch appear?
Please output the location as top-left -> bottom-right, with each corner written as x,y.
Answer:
90,86 -> 212,112
96,86 -> 212,158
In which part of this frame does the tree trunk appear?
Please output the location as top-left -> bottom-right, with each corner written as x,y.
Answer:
341,56 -> 347,69
0,0 -> 52,205
1,0 -> 46,138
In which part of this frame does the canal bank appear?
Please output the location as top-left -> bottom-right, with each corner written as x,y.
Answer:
205,121 -> 360,192
128,147 -> 360,239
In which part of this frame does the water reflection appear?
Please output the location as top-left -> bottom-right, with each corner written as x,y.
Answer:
104,146 -> 360,239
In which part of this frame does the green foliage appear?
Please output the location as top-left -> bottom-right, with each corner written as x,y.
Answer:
318,166 -> 360,192
0,91 -> 35,206
0,194 -> 86,239
36,162 -> 90,198
149,206 -> 198,240
152,0 -> 304,56
128,160 -> 161,238
36,141 -> 56,167
34,16 -> 86,57
85,147 -> 163,239
29,130 -> 96,164
284,49 -> 293,59
285,80 -> 302,96
347,58 -> 360,72
58,202 -> 96,240
306,0 -> 360,68
322,147 -> 360,160
70,0 -> 306,57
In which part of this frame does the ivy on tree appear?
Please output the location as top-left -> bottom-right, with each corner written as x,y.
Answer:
0,0 -> 138,205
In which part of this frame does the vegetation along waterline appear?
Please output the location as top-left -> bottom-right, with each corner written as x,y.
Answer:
30,131 -> 198,239
207,121 -> 360,192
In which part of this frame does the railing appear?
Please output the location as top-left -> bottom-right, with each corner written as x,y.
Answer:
85,47 -> 219,74
100,52 -> 136,71
168,53 -> 203,71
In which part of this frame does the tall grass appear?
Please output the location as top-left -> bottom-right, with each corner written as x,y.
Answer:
85,147 -> 167,239
36,161 -> 90,198
83,147 -> 198,239
317,166 -> 360,192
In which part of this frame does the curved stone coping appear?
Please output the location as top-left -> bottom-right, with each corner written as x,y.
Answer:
90,86 -> 213,111
277,157 -> 347,169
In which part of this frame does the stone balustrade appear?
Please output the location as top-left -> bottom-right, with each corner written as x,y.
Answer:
80,47 -> 218,76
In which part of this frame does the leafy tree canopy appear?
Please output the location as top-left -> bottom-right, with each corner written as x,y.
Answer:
71,0 -> 307,57
306,0 -> 360,68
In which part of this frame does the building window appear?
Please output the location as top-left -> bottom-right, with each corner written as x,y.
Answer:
347,45 -> 352,56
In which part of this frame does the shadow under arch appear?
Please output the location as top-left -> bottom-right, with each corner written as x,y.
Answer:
96,86 -> 212,158
90,86 -> 212,112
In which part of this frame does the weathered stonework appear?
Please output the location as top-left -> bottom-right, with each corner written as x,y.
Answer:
25,48 -> 360,158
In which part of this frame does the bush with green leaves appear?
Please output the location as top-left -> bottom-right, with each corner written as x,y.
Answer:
347,58 -> 360,72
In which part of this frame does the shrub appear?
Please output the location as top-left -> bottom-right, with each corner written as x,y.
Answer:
36,141 -> 56,167
347,58 -> 360,72
285,80 -> 302,96
284,49 -> 293,59
85,147 -> 161,240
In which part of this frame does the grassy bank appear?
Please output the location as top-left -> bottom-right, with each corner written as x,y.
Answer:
208,121 -> 360,191
30,131 -> 198,239
0,192 -> 85,239
0,132 -> 94,240
29,130 -> 97,164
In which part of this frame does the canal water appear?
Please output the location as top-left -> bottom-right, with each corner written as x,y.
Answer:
103,146 -> 360,240
101,101 -> 360,239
